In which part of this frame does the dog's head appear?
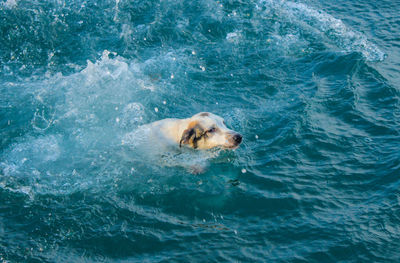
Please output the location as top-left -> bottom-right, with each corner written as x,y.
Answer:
179,112 -> 242,149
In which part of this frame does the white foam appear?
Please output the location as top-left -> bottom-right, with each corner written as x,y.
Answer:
226,31 -> 242,44
271,32 -> 308,56
1,135 -> 61,178
36,50 -> 156,130
119,102 -> 145,129
0,182 -> 34,199
285,2 -> 385,61
32,108 -> 56,131
122,125 -> 152,148
1,0 -> 17,8
81,50 -> 129,82
120,24 -> 134,42
259,0 -> 385,61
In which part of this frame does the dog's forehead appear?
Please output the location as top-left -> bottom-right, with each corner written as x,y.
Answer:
194,113 -> 224,125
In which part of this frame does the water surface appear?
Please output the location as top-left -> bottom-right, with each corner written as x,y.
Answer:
1,0 -> 400,261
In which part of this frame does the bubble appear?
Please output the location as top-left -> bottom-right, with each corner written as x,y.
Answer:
241,169 -> 247,174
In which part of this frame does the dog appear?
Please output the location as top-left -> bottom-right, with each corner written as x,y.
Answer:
144,112 -> 242,150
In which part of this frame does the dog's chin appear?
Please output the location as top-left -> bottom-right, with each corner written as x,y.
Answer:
221,144 -> 240,150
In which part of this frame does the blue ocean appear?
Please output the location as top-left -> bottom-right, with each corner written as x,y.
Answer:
1,0 -> 399,261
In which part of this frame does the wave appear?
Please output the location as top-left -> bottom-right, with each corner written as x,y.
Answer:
258,0 -> 386,61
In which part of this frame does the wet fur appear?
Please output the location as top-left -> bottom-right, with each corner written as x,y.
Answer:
180,122 -> 205,149
144,112 -> 242,150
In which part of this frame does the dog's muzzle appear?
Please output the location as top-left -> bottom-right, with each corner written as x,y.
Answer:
227,132 -> 243,147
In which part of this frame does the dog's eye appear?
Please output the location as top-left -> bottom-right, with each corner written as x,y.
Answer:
207,127 -> 217,133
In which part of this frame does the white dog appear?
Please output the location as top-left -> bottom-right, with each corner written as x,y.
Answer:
144,112 -> 242,150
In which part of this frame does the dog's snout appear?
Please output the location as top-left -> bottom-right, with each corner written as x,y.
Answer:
233,133 -> 242,144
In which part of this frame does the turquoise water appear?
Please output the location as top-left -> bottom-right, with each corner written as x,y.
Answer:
1,0 -> 400,261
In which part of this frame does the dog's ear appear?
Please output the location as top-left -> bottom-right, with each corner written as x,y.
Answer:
179,121 -> 204,149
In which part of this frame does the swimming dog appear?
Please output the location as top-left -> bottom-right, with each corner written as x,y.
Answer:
145,112 -> 242,150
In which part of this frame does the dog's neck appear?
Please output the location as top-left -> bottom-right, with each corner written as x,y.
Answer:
159,118 -> 190,144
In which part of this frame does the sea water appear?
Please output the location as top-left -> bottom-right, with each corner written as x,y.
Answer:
1,0 -> 399,261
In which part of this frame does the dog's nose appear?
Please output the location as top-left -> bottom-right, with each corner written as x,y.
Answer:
233,133 -> 242,144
